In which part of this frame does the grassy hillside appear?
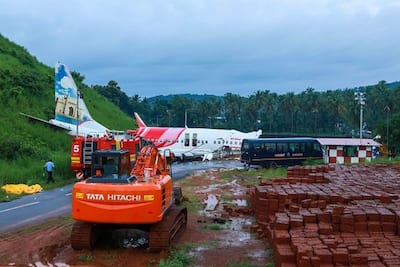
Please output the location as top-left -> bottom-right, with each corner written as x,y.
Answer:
0,34 -> 136,191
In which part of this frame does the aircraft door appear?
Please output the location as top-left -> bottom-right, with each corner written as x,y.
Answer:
192,133 -> 197,147
184,133 -> 190,147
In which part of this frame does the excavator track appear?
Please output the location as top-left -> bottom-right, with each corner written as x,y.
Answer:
70,221 -> 98,250
148,205 -> 187,251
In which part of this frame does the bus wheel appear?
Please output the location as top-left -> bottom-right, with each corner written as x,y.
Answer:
270,162 -> 277,169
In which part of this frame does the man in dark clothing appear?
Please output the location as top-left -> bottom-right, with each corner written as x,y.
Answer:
44,159 -> 55,183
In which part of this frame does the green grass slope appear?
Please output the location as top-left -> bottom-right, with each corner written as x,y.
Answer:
0,34 -> 136,195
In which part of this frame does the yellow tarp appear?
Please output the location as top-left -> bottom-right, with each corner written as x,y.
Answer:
1,184 -> 43,194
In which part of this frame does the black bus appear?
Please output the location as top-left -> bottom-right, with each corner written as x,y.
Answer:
240,137 -> 323,168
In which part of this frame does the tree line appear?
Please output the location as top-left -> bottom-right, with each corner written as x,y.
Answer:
91,80 -> 400,155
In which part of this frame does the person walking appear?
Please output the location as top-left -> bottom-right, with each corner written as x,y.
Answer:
44,159 -> 55,183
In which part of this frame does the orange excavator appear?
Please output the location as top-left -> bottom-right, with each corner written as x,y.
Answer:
70,144 -> 187,251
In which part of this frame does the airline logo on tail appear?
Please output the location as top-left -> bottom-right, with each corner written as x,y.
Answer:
21,63 -> 108,137
54,63 -> 92,125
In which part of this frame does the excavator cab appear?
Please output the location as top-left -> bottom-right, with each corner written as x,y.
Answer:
88,150 -> 132,183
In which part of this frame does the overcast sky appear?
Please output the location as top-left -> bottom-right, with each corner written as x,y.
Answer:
0,0 -> 399,98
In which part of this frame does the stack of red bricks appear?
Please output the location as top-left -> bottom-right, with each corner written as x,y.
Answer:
250,164 -> 400,266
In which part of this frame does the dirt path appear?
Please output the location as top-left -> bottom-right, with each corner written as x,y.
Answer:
0,168 -> 273,267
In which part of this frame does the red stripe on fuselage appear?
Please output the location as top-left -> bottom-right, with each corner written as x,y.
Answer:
136,127 -> 186,148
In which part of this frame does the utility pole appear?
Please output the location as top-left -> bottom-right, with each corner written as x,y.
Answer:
384,106 -> 390,157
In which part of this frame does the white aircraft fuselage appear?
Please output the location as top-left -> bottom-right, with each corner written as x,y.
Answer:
134,112 -> 262,160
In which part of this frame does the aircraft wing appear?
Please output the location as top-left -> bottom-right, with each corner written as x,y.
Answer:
19,112 -> 70,132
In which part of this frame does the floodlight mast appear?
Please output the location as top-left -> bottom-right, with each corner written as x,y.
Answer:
354,90 -> 366,141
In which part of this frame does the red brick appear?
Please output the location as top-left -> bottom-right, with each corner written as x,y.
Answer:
382,222 -> 397,233
296,245 -> 313,261
378,207 -> 396,222
340,223 -> 355,233
275,244 -> 296,264
368,261 -> 386,267
367,221 -> 382,232
314,248 -> 332,264
349,253 -> 368,265
310,256 -> 320,267
340,214 -> 354,224
317,200 -> 327,209
354,221 -> 368,232
317,212 -> 331,223
332,206 -> 344,216
353,211 -> 367,222
347,245 -> 360,253
301,199 -> 312,208
331,248 -> 349,265
274,230 -> 291,244
331,214 -> 341,224
289,204 -> 299,212
365,208 -> 380,221
318,222 -> 333,235
297,256 -> 312,267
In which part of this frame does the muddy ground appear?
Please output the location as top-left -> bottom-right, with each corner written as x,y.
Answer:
0,167 -> 274,267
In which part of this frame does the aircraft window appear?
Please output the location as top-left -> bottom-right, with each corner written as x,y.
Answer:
206,140 -> 208,144
214,141 -> 216,144
218,141 -> 221,144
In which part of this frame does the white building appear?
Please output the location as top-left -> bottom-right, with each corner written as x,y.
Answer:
316,138 -> 381,164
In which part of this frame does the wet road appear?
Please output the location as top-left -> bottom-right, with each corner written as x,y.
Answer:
0,159 -> 243,233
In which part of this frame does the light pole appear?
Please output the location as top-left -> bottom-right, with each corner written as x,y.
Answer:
185,109 -> 188,128
166,109 -> 171,126
384,106 -> 390,157
354,90 -> 366,140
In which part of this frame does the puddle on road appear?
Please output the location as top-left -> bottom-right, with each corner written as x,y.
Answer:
232,199 -> 247,207
26,243 -> 69,267
204,194 -> 219,211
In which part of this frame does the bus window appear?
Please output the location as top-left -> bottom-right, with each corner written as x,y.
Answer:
242,141 -> 249,150
313,142 -> 322,153
254,143 -> 261,153
277,143 -> 288,153
289,143 -> 300,152
264,143 -> 276,153
299,143 -> 306,153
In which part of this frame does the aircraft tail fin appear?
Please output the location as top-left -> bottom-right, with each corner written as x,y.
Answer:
134,112 -> 147,128
54,62 -> 92,125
